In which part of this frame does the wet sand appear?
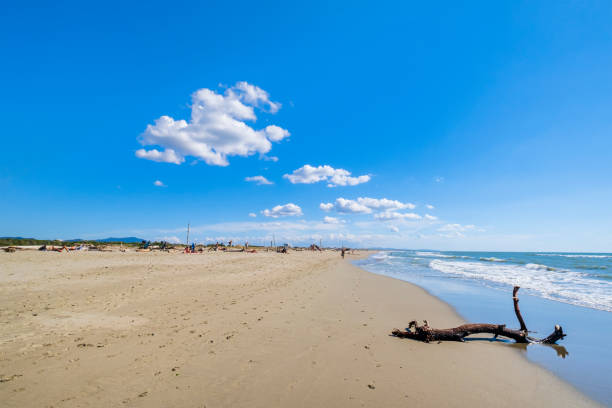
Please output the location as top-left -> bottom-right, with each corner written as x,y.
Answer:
0,250 -> 600,407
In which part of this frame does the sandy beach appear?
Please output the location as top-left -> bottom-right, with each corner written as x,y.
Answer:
0,250 -> 600,407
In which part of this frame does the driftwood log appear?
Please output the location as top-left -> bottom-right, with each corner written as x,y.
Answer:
392,286 -> 566,344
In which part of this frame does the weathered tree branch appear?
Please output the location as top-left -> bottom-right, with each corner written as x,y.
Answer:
513,286 -> 528,332
391,287 -> 566,344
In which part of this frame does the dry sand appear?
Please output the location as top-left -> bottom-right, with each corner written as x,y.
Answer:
0,250 -> 599,407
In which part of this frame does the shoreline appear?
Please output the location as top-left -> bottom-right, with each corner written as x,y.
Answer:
352,258 -> 592,394
356,250 -> 612,406
0,251 -> 601,407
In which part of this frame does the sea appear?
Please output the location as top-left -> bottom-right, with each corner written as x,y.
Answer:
354,250 -> 612,406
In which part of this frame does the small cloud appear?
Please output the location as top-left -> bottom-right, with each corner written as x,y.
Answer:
424,214 -> 438,220
320,203 -> 334,212
264,125 -> 290,141
438,223 -> 476,232
426,204 -> 435,210
261,203 -> 303,218
323,216 -> 345,224
153,180 -> 166,187
434,176 -> 444,183
389,225 -> 400,233
437,223 -> 483,238
245,175 -> 273,185
330,198 -> 372,214
248,212 -> 257,218
321,197 -> 416,214
356,197 -> 415,210
262,155 -> 279,162
137,149 -> 183,165
374,211 -> 421,220
284,165 -> 370,187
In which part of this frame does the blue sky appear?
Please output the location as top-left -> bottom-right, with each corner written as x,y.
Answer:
1,1 -> 611,251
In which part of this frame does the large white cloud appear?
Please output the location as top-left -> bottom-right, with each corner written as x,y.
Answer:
283,165 -> 370,187
261,203 -> 303,218
136,82 -> 289,166
319,197 -> 416,214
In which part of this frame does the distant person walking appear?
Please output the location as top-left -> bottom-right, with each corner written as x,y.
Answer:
341,248 -> 345,259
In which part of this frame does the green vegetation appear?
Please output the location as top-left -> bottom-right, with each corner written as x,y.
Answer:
0,237 -> 141,247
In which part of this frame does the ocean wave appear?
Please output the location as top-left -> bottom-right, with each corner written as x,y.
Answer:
479,257 -> 506,262
415,251 -> 454,258
575,265 -> 608,271
429,259 -> 612,312
525,263 -> 556,271
370,252 -> 401,264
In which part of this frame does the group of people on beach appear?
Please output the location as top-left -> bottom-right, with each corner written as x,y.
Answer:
183,240 -> 252,253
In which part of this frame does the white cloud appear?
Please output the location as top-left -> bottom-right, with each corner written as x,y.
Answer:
283,165 -> 370,187
153,180 -> 166,187
138,149 -> 183,164
320,203 -> 334,212
261,203 -> 303,218
389,225 -> 400,233
331,198 -> 372,214
374,211 -> 421,220
437,223 -> 482,238
356,197 -> 415,210
426,204 -> 435,210
438,223 -> 476,232
245,175 -> 273,185
320,197 -> 415,214
231,81 -> 281,113
434,176 -> 444,183
323,216 -> 345,224
136,82 -> 289,167
264,125 -> 290,142
425,214 -> 438,220
248,213 -> 257,218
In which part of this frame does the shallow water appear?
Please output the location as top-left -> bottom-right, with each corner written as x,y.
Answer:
355,250 -> 612,406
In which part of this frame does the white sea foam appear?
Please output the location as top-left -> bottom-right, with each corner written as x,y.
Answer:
429,259 -> 612,312
415,251 -> 454,258
536,253 -> 612,259
371,252 -> 391,260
